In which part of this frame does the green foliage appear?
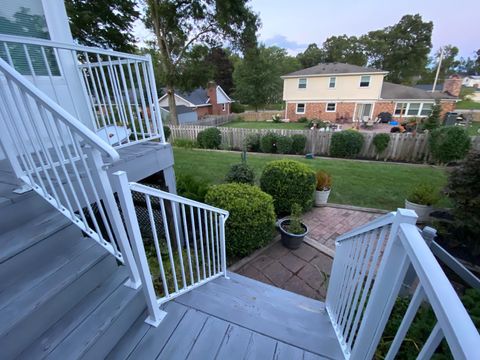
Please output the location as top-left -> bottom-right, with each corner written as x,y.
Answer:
172,138 -> 197,149
316,170 -> 332,191
163,125 -> 171,141
330,130 -> 365,158
429,126 -> 471,163
291,134 -> 307,154
272,114 -> 281,123
422,103 -> 442,131
446,151 -> 480,255
322,35 -> 367,66
373,133 -> 390,153
260,160 -> 316,215
407,184 -> 439,205
287,203 -> 304,235
66,0 -> 139,52
205,183 -> 276,257
225,163 -> 255,185
231,102 -> 245,113
275,135 -> 293,154
197,127 -> 222,149
244,133 -> 261,152
176,174 -> 209,202
297,117 -> 308,123
260,132 -> 278,153
296,43 -> 324,68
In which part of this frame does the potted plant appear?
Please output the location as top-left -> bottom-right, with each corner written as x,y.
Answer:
405,184 -> 440,222
315,170 -> 332,206
278,204 -> 308,249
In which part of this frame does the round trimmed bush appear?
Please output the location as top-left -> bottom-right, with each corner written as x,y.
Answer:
373,133 -> 390,154
429,126 -> 471,163
291,134 -> 307,154
244,133 -> 261,152
260,132 -> 278,153
163,125 -> 171,141
197,127 -> 222,149
276,135 -> 293,154
225,163 -> 255,185
260,159 -> 316,215
205,183 -> 275,257
330,130 -> 365,158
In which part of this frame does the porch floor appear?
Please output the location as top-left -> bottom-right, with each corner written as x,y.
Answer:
108,272 -> 343,360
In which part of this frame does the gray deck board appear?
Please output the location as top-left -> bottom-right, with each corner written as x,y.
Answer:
186,316 -> 229,359
243,332 -> 277,360
274,341 -> 305,360
215,324 -> 252,360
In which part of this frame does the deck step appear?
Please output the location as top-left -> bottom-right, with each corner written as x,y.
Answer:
20,267 -> 130,359
0,244 -> 116,359
0,209 -> 70,264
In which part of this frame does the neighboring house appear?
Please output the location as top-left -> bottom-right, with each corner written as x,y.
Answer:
158,82 -> 233,119
463,75 -> 480,88
282,63 -> 460,122
160,105 -> 198,124
414,83 -> 444,92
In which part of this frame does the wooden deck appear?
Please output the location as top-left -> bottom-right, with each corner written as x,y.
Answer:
108,273 -> 343,360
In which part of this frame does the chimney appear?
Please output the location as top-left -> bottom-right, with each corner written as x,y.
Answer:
207,81 -> 217,106
442,74 -> 462,97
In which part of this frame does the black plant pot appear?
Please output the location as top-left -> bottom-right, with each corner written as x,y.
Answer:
277,219 -> 309,249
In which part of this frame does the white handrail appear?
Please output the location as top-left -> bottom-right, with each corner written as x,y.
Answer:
0,58 -> 119,161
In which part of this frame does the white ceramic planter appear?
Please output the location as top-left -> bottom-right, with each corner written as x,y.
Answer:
404,199 -> 432,222
315,189 -> 331,206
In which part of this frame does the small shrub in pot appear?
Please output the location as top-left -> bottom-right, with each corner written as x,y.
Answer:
405,184 -> 440,222
197,127 -> 222,149
278,203 -> 308,249
225,163 -> 255,185
315,170 -> 332,206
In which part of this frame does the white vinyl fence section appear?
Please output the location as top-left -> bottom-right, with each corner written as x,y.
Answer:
326,209 -> 480,359
169,125 -> 480,163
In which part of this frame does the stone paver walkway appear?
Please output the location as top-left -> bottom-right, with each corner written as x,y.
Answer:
234,205 -> 384,301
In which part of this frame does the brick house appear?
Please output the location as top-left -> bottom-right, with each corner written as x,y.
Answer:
281,63 -> 459,122
158,82 -> 233,119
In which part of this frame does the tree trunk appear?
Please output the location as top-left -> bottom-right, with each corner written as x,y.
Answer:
166,85 -> 179,125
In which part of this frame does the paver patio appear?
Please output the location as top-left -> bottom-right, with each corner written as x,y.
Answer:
233,205 -> 384,301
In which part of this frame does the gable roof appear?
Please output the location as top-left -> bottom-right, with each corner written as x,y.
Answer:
381,82 -> 456,100
414,83 -> 443,92
160,105 -> 196,114
159,85 -> 233,106
282,63 -> 387,78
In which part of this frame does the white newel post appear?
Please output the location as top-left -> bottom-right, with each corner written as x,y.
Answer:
350,208 -> 418,359
112,171 -> 167,327
83,146 -> 141,288
219,214 -> 229,279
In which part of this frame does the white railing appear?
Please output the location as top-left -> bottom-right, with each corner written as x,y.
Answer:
326,209 -> 480,359
0,34 -> 165,148
0,57 -> 142,290
113,171 -> 229,326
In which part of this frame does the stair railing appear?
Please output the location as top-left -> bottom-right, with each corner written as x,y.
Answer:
326,209 -> 480,359
0,57 -> 142,290
113,171 -> 229,326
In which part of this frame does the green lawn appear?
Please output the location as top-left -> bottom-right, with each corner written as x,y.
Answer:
466,122 -> 480,136
456,100 -> 480,110
222,120 -> 307,130
173,148 -> 451,211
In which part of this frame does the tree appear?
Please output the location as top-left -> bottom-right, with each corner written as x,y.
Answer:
205,48 -> 235,94
322,35 -> 367,66
457,57 -> 479,76
144,0 -> 259,125
296,43 -> 324,68
422,102 -> 441,131
363,14 -> 433,84
65,0 -> 139,52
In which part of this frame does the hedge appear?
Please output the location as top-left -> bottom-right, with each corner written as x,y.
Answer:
330,130 -> 364,158
197,127 -> 222,149
429,126 -> 471,163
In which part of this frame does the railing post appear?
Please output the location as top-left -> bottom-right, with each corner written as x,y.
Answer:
350,208 -> 417,360
112,171 -> 167,327
144,54 -> 166,143
219,214 -> 229,279
83,146 -> 141,289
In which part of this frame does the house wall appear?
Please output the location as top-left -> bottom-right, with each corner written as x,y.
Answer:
283,73 -> 385,102
286,102 -> 356,122
195,106 -> 211,118
158,94 -> 193,108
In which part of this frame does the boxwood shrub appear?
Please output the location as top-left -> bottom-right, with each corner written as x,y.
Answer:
330,130 -> 365,158
291,134 -> 307,154
260,132 -> 278,153
275,135 -> 293,154
197,127 -> 222,149
373,133 -> 390,154
225,163 -> 255,185
205,183 -> 276,257
429,126 -> 471,164
260,159 -> 316,215
244,133 -> 261,152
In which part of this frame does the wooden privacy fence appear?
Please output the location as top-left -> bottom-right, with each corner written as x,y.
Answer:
183,114 -> 236,126
169,125 -> 480,163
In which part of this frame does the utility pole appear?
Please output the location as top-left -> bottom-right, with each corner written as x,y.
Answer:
432,47 -> 444,92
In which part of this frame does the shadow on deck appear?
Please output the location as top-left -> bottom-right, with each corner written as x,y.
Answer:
108,273 -> 343,360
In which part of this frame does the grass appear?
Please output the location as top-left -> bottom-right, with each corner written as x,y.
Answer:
222,120 -> 308,130
466,121 -> 480,136
173,148 -> 451,211
455,100 -> 480,110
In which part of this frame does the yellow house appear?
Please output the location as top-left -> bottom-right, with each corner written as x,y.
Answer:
281,63 -> 459,122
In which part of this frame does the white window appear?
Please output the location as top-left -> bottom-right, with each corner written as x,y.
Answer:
407,103 -> 421,116
420,103 -> 433,116
222,103 -> 226,111
329,77 -> 336,88
296,103 -> 305,114
360,75 -> 371,87
394,103 -> 407,116
298,78 -> 307,89
326,103 -> 336,112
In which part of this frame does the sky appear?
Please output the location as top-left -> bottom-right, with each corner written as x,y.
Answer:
133,0 -> 479,59
253,0 -> 478,58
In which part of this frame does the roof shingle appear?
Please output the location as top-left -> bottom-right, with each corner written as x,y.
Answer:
283,63 -> 387,77
381,82 -> 456,100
